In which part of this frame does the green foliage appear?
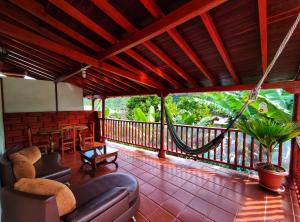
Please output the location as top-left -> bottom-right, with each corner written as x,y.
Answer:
237,115 -> 300,148
127,96 -> 160,122
133,107 -> 147,122
105,107 -> 110,118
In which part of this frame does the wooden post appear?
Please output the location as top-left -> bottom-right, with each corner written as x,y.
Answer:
290,94 -> 300,178
101,96 -> 106,142
158,93 -> 166,158
91,97 -> 95,111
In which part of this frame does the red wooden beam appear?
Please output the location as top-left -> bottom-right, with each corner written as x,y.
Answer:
83,75 -> 120,93
0,20 -> 165,89
109,56 -> 165,90
91,0 -> 137,33
140,0 -> 218,85
125,49 -> 182,88
8,0 -> 102,52
88,70 -> 130,92
167,29 -> 218,85
92,68 -> 142,92
91,0 -> 181,88
258,0 -> 268,73
99,0 -> 227,59
48,0 -> 117,44
143,41 -> 198,87
101,62 -> 164,90
201,13 -> 240,83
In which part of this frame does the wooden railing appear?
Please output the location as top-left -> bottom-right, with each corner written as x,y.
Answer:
100,118 -> 290,171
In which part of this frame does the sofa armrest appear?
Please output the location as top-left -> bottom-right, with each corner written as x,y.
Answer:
1,188 -> 60,222
65,187 -> 129,222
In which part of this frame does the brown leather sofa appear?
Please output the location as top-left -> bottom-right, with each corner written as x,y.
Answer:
0,146 -> 71,187
1,173 -> 140,222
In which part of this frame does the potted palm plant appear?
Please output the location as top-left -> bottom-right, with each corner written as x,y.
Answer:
236,115 -> 300,192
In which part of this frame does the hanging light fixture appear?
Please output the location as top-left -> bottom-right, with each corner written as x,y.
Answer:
24,71 -> 36,80
258,102 -> 268,113
82,68 -> 87,78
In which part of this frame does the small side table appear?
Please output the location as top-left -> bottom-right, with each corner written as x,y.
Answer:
80,145 -> 118,176
39,128 -> 61,153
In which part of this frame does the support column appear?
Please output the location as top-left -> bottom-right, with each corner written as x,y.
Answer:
91,97 -> 95,111
290,94 -> 300,178
101,96 -> 106,142
158,93 -> 166,158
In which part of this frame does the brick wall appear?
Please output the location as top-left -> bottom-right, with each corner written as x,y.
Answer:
4,111 -> 97,149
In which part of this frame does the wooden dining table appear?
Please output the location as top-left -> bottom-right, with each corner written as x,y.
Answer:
38,124 -> 89,153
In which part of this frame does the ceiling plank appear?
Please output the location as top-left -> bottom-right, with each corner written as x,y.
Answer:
0,20 -> 165,89
126,49 -> 182,88
143,41 -> 198,87
98,0 -> 227,59
92,0 -> 179,87
201,13 -> 240,83
258,0 -> 268,73
8,0 -> 102,52
140,0 -> 218,85
49,0 -> 117,44
91,0 -> 137,33
88,70 -> 129,92
91,68 -> 143,92
109,56 -> 165,90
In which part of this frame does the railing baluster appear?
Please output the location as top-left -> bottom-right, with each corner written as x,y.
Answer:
220,129 -> 224,162
202,128 -> 205,158
213,129 -> 217,161
156,123 -> 159,149
242,133 -> 246,167
234,131 -> 238,167
196,127 -> 199,158
227,131 -> 230,164
250,137 -> 254,169
259,143 -> 263,162
208,129 -> 211,160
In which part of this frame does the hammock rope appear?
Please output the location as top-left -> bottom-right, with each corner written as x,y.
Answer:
165,13 -> 300,155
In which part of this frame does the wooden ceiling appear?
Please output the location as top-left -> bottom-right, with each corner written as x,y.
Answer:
0,0 -> 299,96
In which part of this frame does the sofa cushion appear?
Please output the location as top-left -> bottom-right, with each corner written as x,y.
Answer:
18,146 -> 41,164
34,153 -> 71,180
9,153 -> 36,180
14,178 -> 76,216
73,173 -> 139,206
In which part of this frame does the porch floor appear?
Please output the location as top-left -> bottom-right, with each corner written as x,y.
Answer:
62,142 -> 300,222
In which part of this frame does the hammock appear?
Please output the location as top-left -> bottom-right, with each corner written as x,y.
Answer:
165,13 -> 300,155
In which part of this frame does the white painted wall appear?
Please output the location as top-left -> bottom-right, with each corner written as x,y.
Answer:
2,77 -> 83,113
57,82 -> 83,111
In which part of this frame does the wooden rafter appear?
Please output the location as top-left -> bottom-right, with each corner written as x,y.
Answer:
140,0 -> 218,85
92,0 -> 179,87
48,0 -> 117,44
98,0 -> 227,59
125,49 -> 182,88
8,0 -> 102,52
0,20 -> 165,89
84,75 -> 119,93
91,0 -> 137,33
201,13 -> 240,83
109,56 -> 165,90
143,41 -> 198,87
88,70 -> 130,92
91,68 -> 142,92
258,0 -> 268,73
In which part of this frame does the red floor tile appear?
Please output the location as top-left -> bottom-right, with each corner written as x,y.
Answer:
148,207 -> 176,222
188,196 -> 214,216
208,206 -> 235,222
161,197 -> 186,217
172,188 -> 195,205
178,207 -> 212,222
148,189 -> 171,205
140,182 -> 156,195
139,195 -> 160,218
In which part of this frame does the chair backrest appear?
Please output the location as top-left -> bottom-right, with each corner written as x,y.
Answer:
61,125 -> 75,143
27,127 -> 33,147
88,121 -> 95,142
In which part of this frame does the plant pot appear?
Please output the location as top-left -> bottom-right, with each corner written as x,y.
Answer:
255,162 -> 288,192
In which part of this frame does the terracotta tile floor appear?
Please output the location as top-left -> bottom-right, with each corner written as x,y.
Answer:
62,142 -> 300,222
